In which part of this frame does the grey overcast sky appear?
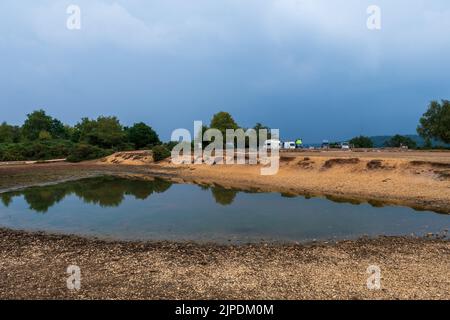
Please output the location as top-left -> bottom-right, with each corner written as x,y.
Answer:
1,0 -> 449,142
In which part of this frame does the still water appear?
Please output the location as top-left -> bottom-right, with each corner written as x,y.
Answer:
0,176 -> 448,243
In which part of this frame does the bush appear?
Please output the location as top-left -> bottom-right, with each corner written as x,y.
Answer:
0,140 -> 112,162
116,142 -> 136,151
0,140 -> 73,161
349,135 -> 373,148
66,144 -> 112,163
163,141 -> 179,151
152,145 -> 171,162
126,122 -> 160,149
38,130 -> 52,140
384,135 -> 417,149
0,144 -> 25,161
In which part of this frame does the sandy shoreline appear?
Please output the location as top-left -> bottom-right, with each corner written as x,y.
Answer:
0,151 -> 449,224
0,150 -> 449,212
0,228 -> 448,299
160,150 -> 450,213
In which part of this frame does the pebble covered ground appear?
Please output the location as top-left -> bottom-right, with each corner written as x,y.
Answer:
0,228 -> 448,299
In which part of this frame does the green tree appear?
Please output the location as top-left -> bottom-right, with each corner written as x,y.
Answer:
22,110 -> 54,140
209,111 -> 241,148
21,110 -> 68,140
0,122 -> 21,143
417,100 -> 450,144
384,135 -> 417,149
253,122 -> 270,133
64,125 -> 77,142
126,122 -> 160,149
38,130 -> 52,140
209,111 -> 239,135
75,116 -> 126,148
50,118 -> 70,139
253,122 -> 271,146
349,135 -> 373,148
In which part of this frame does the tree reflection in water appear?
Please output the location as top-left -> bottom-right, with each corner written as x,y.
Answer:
0,177 -> 244,213
0,177 -> 173,213
210,186 -> 238,206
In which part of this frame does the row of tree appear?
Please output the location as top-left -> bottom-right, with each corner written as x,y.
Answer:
0,110 -> 161,149
349,100 -> 450,149
0,109 -> 271,162
207,100 -> 449,150
0,99 -> 448,161
349,134 -> 419,149
0,110 -> 269,150
198,111 -> 271,147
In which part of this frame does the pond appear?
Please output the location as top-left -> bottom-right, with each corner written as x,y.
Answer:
0,176 -> 448,243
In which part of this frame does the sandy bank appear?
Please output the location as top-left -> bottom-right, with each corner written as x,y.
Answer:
101,150 -> 450,213
0,150 -> 449,212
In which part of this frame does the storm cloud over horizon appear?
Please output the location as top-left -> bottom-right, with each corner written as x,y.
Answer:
1,0 -> 449,142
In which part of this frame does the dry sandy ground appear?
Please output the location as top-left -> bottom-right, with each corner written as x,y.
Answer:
0,228 -> 448,300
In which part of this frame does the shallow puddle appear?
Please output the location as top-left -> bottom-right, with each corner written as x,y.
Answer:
0,176 -> 448,243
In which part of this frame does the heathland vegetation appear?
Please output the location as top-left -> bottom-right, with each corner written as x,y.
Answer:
0,110 -> 161,162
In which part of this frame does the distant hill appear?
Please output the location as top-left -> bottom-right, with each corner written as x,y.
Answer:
369,135 -> 449,148
304,135 -> 449,148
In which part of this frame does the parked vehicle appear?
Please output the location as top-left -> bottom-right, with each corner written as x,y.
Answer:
264,139 -> 282,149
283,141 -> 296,149
321,140 -> 330,149
341,142 -> 350,150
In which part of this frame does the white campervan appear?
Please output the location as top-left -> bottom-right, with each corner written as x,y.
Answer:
283,141 -> 296,149
264,139 -> 282,149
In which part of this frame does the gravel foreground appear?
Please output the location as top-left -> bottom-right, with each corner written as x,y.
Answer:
0,228 -> 448,300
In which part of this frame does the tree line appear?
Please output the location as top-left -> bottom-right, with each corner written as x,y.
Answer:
0,110 -> 161,162
0,99 -> 448,161
350,100 -> 450,149
0,109 -> 270,162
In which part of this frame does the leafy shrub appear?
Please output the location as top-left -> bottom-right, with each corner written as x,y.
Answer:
349,135 -> 373,148
116,142 -> 136,151
126,122 -> 160,149
0,144 -> 25,161
66,144 -> 112,163
384,135 -> 417,149
0,140 -> 73,161
152,145 -> 171,162
163,141 -> 179,151
38,130 -> 52,140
